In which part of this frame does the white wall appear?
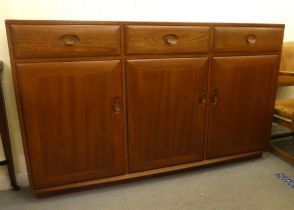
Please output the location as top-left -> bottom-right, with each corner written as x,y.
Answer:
0,0 -> 294,190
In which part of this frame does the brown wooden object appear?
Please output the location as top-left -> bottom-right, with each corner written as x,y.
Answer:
5,20 -> 284,197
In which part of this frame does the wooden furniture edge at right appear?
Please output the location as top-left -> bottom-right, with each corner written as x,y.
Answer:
270,41 -> 294,163
270,145 -> 294,164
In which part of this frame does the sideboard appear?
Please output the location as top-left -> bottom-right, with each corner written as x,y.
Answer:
6,20 -> 284,197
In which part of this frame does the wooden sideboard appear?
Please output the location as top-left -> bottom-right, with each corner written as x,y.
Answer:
6,20 -> 284,197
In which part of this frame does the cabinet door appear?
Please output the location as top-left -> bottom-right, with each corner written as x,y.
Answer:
17,60 -> 125,189
127,58 -> 208,172
207,56 -> 279,159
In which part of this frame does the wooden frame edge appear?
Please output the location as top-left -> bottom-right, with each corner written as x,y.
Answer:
270,145 -> 294,165
5,20 -> 285,28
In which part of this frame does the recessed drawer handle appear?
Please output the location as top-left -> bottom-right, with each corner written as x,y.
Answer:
59,34 -> 80,46
163,34 -> 179,45
246,34 -> 257,45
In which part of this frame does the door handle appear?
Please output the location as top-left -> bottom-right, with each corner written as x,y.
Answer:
211,89 -> 219,105
112,97 -> 122,113
198,90 -> 207,105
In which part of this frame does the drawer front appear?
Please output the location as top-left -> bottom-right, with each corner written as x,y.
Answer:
11,25 -> 121,58
125,25 -> 210,55
213,27 -> 284,53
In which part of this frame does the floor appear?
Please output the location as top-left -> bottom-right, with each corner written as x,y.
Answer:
0,152 -> 293,210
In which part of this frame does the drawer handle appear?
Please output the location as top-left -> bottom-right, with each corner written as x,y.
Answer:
163,34 -> 179,45
211,89 -> 219,105
246,34 -> 257,45
59,34 -> 80,46
112,97 -> 122,113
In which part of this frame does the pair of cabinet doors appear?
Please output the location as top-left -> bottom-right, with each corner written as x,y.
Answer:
17,55 -> 277,189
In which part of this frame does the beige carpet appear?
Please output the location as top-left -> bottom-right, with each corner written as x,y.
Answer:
0,152 -> 293,210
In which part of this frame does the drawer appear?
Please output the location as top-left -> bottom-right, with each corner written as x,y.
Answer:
11,25 -> 121,58
213,27 -> 284,53
125,25 -> 210,55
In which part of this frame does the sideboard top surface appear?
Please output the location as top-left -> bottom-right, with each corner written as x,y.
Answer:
5,20 -> 285,28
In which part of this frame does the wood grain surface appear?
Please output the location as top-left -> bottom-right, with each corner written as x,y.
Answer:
5,20 -> 284,196
127,58 -> 208,172
11,25 -> 121,58
17,60 -> 125,188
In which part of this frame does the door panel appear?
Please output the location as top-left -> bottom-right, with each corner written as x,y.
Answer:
17,60 -> 125,189
207,55 -> 279,159
127,58 -> 208,172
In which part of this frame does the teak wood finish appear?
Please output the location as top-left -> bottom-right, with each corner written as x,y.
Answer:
16,61 -> 125,188
125,26 -> 210,55
127,58 -> 208,172
207,56 -> 279,158
11,25 -> 121,58
5,20 -> 284,197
